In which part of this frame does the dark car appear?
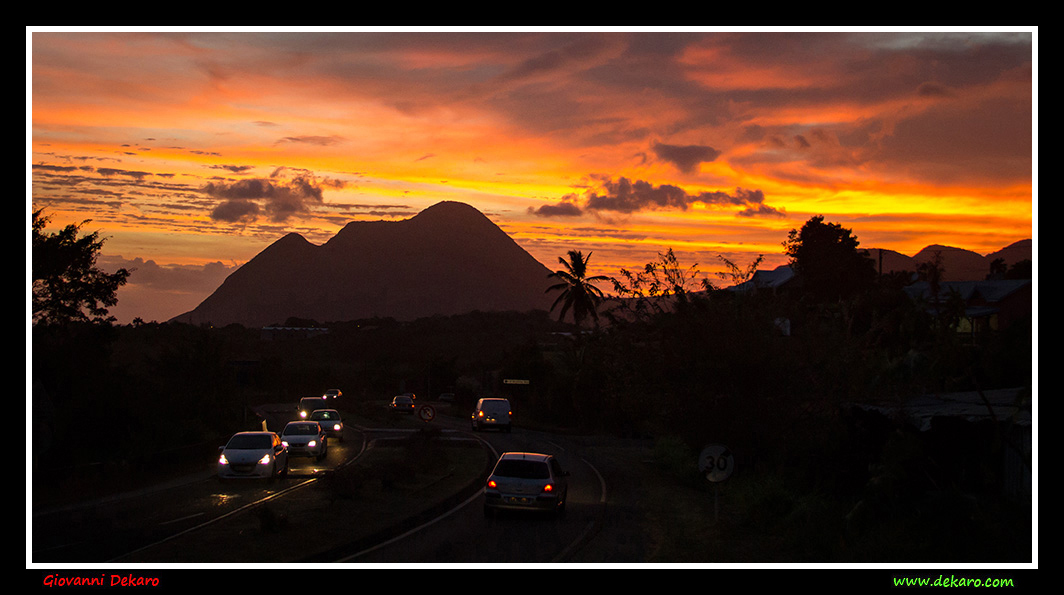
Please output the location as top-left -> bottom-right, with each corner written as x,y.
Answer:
390,395 -> 415,413
483,452 -> 570,517
298,396 -> 328,419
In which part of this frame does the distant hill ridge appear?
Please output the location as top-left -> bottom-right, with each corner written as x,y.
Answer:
171,201 -> 557,328
866,239 -> 1032,281
172,201 -> 1032,327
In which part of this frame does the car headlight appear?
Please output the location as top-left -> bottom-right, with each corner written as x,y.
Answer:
258,453 -> 272,465
333,424 -> 342,431
281,441 -> 289,447
218,454 -> 229,465
307,440 -> 317,448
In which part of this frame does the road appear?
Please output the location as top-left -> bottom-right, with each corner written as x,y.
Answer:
30,400 -> 609,564
343,426 -> 607,563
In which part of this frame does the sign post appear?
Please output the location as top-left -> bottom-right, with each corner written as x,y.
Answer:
698,444 -> 735,524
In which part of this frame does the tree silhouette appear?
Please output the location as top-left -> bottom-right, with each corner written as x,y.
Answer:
546,250 -> 609,328
783,215 -> 875,302
32,209 -> 130,325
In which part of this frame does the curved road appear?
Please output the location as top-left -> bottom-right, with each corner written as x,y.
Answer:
343,426 -> 607,563
31,402 -> 609,564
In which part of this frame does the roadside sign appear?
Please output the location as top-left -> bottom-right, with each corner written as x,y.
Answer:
698,444 -> 735,483
418,404 -> 436,422
503,379 -> 529,385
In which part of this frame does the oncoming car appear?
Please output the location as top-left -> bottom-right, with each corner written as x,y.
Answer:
483,452 -> 569,517
322,388 -> 342,401
471,398 -> 511,432
217,431 -> 288,480
280,421 -> 328,461
309,408 -> 344,442
298,396 -> 328,419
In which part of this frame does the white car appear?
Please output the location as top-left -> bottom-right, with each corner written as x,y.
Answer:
217,431 -> 289,480
483,452 -> 569,517
281,421 -> 328,461
471,397 -> 511,432
309,408 -> 344,442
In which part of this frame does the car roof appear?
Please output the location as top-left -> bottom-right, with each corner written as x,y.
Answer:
233,431 -> 276,437
498,452 -> 551,462
284,421 -> 320,428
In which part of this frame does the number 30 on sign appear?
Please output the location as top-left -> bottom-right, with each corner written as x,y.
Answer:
698,444 -> 735,482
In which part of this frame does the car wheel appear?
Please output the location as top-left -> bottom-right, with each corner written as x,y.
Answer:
279,458 -> 289,479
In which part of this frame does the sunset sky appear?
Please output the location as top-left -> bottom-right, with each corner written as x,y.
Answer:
28,28 -> 1036,325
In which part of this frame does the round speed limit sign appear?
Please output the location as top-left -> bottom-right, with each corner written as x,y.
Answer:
699,444 -> 734,483
417,404 -> 436,422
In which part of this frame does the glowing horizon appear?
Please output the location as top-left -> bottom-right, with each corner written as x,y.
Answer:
29,28 -> 1035,324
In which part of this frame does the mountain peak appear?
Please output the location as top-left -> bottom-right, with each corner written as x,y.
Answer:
172,201 -> 555,327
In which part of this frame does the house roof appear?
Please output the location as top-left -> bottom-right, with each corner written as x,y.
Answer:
903,279 -> 1031,303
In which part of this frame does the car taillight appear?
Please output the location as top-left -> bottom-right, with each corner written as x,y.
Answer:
543,483 -> 554,492
487,479 -> 498,489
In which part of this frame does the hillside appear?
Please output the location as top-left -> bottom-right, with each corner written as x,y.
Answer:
171,202 -> 557,327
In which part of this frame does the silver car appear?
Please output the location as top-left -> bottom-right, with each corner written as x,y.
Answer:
280,421 -> 328,461
483,452 -> 570,517
309,408 -> 344,442
217,431 -> 289,480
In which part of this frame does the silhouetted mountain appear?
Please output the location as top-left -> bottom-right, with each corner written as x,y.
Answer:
867,239 -> 1032,282
171,202 -> 557,327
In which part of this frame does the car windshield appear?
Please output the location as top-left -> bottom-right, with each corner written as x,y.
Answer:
226,434 -> 272,449
284,424 -> 319,435
311,411 -> 336,420
394,397 -> 411,404
493,460 -> 550,479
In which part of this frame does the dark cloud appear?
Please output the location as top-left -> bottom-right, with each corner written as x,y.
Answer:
95,167 -> 154,180
276,135 -> 345,146
527,200 -> 583,217
202,175 -> 332,223
211,164 -> 256,173
651,142 -> 722,174
530,177 -> 785,219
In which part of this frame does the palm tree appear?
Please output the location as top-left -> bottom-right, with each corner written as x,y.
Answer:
546,250 -> 609,328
